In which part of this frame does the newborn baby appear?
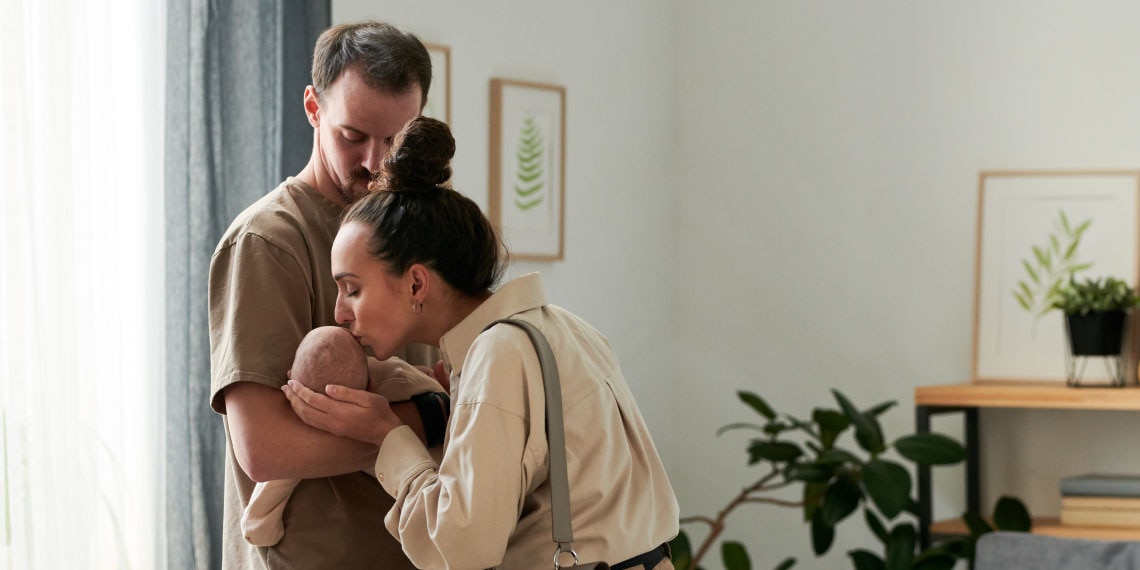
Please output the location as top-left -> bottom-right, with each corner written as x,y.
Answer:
241,325 -> 436,546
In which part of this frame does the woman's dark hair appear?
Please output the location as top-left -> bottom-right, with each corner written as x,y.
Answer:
343,117 -> 506,297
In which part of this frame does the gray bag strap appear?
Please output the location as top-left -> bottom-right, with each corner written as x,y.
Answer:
484,318 -> 577,562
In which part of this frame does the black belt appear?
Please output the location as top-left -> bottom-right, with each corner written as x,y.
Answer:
612,544 -> 669,570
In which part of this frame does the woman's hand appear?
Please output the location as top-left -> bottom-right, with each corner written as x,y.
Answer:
282,380 -> 404,447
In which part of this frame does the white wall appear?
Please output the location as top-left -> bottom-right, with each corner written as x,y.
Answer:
333,2 -> 1140,569
674,2 -> 1140,569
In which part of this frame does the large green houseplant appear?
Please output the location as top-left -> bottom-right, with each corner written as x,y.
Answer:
671,390 -> 1030,570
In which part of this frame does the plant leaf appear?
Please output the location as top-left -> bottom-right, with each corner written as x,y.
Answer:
884,523 -> 916,570
893,433 -> 966,465
803,481 -> 828,520
863,459 -> 912,519
1059,209 -> 1072,232
785,463 -> 834,483
716,422 -> 764,436
813,409 -> 849,448
864,508 -> 889,544
820,475 -> 863,525
669,531 -> 692,570
810,508 -> 835,556
721,541 -> 751,570
1074,218 -> 1092,237
912,554 -> 957,570
940,536 -> 973,559
1063,238 -> 1080,261
739,391 -> 776,420
866,401 -> 897,418
993,496 -> 1032,531
817,447 -> 861,465
961,511 -> 993,536
1014,291 -> 1031,311
832,390 -> 884,453
849,550 -> 885,570
763,421 -> 790,437
748,441 -> 803,464
772,558 -> 796,570
812,408 -> 849,431
1018,281 -> 1034,298
1022,260 -> 1040,284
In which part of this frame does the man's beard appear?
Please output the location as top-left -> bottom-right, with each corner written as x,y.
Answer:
338,167 -> 373,204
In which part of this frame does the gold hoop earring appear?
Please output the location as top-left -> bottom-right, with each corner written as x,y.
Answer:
413,301 -> 423,315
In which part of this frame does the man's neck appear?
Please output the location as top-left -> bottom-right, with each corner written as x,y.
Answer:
297,161 -> 347,208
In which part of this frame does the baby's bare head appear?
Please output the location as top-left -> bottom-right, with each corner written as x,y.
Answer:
292,326 -> 368,393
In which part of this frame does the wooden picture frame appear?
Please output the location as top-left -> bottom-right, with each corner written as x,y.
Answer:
423,43 -> 450,124
488,78 -> 566,261
971,170 -> 1140,383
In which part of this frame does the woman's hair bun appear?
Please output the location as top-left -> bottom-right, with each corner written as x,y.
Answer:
376,116 -> 455,191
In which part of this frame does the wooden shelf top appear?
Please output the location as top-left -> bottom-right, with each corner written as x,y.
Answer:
915,382 -> 1140,411
931,517 -> 1140,541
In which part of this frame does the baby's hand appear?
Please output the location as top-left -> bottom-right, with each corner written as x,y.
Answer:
366,357 -> 445,399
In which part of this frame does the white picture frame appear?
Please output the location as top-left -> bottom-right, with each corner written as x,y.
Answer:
423,43 -> 450,124
972,170 -> 1140,383
488,78 -> 566,261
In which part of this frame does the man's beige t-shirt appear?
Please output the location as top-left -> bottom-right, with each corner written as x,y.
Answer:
209,178 -> 431,570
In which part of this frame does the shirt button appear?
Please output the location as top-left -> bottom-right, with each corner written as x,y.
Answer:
378,473 -> 385,481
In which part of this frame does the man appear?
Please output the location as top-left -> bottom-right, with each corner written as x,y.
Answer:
208,21 -> 444,569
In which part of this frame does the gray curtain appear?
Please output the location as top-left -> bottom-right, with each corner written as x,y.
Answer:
164,1 -> 329,568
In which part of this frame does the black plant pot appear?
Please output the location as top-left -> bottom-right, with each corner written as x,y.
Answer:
1065,310 -> 1126,356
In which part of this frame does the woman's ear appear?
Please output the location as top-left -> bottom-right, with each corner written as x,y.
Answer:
408,264 -> 431,302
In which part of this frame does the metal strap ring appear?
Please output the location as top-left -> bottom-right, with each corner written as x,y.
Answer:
553,546 -> 580,570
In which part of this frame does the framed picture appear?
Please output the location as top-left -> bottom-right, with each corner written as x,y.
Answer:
488,78 -> 566,261
971,170 -> 1140,383
423,43 -> 450,124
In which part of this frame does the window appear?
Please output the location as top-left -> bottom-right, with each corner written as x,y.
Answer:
0,1 -> 166,567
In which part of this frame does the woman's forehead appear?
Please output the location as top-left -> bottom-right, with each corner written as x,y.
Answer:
332,223 -> 370,266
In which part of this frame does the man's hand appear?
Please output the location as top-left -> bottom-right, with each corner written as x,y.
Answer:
283,380 -> 403,447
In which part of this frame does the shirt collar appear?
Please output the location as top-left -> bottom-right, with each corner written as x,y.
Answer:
439,272 -> 547,377
286,176 -> 344,220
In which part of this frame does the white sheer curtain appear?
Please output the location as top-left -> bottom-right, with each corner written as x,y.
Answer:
0,1 -> 166,568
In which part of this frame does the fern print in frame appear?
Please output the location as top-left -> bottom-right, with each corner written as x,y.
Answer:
513,115 -> 546,212
1012,209 -> 1093,326
488,79 -> 566,260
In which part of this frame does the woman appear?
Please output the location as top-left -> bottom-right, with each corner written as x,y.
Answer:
283,117 -> 678,570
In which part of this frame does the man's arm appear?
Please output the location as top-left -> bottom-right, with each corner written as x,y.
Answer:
225,382 -> 427,482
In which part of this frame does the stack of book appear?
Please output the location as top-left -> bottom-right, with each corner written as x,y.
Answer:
1061,473 -> 1140,527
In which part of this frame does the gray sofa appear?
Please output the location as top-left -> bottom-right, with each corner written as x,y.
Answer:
975,531 -> 1140,570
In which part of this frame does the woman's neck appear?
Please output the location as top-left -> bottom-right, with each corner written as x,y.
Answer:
421,290 -> 492,347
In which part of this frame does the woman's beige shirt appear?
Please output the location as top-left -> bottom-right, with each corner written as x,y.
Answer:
376,272 -> 679,570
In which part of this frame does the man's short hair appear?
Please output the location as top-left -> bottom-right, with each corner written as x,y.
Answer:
311,20 -> 432,106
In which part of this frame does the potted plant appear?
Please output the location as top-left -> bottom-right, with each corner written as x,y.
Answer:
671,390 -> 1030,570
1050,276 -> 1140,386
